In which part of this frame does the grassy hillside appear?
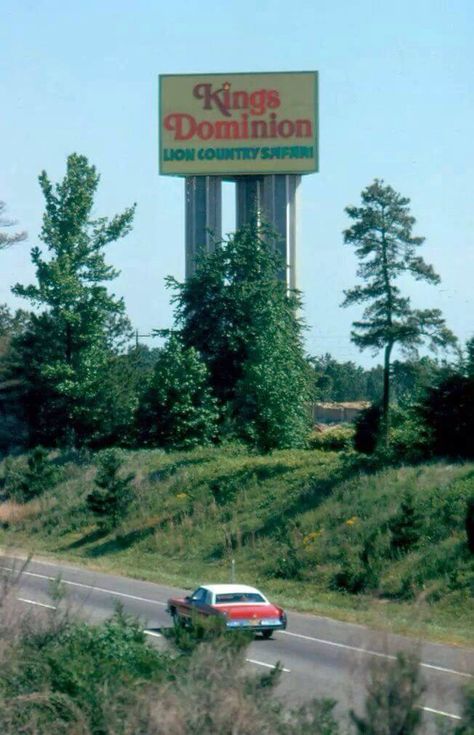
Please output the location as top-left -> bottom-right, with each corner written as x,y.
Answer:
1,445 -> 473,644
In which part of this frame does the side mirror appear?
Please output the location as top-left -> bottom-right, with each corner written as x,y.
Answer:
184,595 -> 191,602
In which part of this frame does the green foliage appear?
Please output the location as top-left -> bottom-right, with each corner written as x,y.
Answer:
136,334 -> 219,449
0,606 -> 168,735
331,530 -> 385,593
4,446 -> 59,502
354,404 -> 382,454
168,223 -> 312,450
87,449 -> 135,529
418,374 -> 474,459
342,179 -> 456,445
351,653 -> 424,735
309,426 -> 354,452
388,492 -> 422,555
466,497 -> 474,555
312,353 -> 383,402
455,683 -> 474,735
11,153 -> 135,447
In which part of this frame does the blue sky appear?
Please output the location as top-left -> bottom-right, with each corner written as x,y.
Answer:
1,0 -> 472,365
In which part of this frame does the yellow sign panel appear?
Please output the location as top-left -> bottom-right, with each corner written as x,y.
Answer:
159,72 -> 318,177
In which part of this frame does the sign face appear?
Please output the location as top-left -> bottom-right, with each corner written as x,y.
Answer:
159,72 -> 318,177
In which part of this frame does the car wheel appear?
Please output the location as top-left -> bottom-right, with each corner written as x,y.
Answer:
262,630 -> 273,640
171,610 -> 183,628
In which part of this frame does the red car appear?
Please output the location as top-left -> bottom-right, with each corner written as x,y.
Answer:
167,583 -> 287,638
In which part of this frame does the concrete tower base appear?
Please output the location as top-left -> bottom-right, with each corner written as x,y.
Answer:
185,174 -> 299,289
235,174 -> 300,289
185,176 -> 222,279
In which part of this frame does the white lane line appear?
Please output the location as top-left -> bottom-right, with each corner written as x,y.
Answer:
145,630 -> 162,638
281,631 -> 473,679
17,597 -> 57,610
1,566 -> 167,607
246,658 -> 290,673
421,706 -> 461,721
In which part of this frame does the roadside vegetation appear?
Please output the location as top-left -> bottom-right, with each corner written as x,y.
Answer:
1,446 -> 473,644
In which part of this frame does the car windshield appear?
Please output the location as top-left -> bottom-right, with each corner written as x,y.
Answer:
214,592 -> 266,604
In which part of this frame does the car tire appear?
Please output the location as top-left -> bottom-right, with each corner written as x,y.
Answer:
262,630 -> 273,639
171,610 -> 183,628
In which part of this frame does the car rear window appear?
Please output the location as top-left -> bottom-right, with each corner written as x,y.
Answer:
215,593 -> 266,604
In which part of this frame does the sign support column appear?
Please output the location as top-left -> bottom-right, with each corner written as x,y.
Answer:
185,176 -> 222,279
235,174 -> 300,289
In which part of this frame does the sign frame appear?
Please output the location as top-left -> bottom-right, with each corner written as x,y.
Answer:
159,71 -> 319,177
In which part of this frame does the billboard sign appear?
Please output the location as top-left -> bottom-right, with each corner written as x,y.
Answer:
159,71 -> 318,177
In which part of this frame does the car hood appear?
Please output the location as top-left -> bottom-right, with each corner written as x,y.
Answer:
215,604 -> 281,619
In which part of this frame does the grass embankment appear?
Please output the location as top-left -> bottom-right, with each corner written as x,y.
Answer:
0,445 -> 473,645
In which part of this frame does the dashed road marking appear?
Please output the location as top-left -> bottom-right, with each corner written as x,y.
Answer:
17,597 -> 57,610
421,706 -> 462,721
246,657 -> 290,673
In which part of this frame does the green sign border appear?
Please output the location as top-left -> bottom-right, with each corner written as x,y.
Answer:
158,71 -> 319,177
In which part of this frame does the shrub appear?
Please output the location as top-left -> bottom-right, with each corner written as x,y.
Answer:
4,446 -> 59,502
308,426 -> 354,452
455,682 -> 474,735
86,449 -> 134,530
351,653 -> 424,735
389,492 -> 422,555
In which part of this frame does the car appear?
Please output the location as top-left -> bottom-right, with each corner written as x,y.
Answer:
167,583 -> 287,639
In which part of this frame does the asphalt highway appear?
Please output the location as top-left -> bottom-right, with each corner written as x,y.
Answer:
1,554 -> 472,733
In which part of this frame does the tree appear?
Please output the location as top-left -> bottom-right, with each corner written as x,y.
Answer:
87,449 -> 135,530
168,223 -> 312,449
342,180 -> 455,445
418,373 -> 474,459
11,154 -> 135,446
0,201 -> 26,251
136,335 -> 219,449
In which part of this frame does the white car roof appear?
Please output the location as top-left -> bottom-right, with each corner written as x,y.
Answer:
201,584 -> 264,595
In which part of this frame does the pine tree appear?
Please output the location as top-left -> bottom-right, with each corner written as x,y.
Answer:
342,180 -> 455,446
168,224 -> 311,450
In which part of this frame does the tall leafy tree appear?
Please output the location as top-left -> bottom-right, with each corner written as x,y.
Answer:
342,180 -> 455,445
136,335 -> 218,449
0,201 -> 26,250
169,224 -> 311,449
12,153 -> 135,446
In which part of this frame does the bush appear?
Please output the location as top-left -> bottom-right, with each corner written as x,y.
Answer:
351,653 -> 424,735
455,682 -> 474,735
308,426 -> 354,452
3,446 -> 59,502
389,492 -> 422,555
86,449 -> 134,530
0,604 -> 169,735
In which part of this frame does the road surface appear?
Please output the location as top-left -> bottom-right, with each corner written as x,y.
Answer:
1,553 -> 472,732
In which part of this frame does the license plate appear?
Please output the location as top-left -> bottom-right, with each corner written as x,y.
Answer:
260,618 -> 280,626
